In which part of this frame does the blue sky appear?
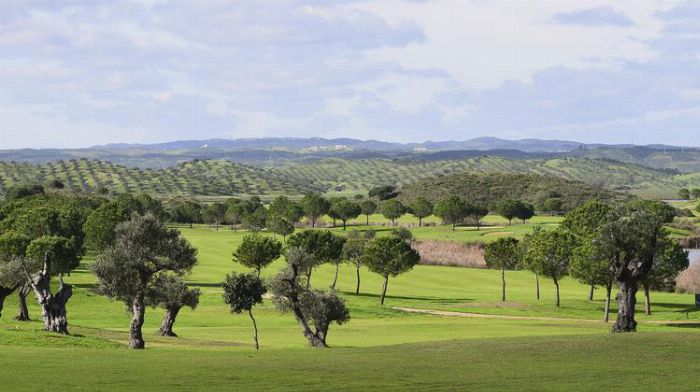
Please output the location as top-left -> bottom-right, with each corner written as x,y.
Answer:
1,0 -> 699,148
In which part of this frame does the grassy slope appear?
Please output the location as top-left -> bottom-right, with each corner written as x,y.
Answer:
1,333 -> 700,391
1,225 -> 698,390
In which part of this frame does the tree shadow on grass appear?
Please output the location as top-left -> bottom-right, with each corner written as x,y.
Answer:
342,291 -> 473,302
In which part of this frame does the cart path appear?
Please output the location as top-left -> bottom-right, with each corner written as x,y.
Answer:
392,307 -> 700,325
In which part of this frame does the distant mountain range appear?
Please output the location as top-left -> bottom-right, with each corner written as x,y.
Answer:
1,137 -> 699,172
92,136 -> 696,153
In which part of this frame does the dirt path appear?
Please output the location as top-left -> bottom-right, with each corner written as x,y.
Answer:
393,307 -> 604,323
393,307 -> 700,326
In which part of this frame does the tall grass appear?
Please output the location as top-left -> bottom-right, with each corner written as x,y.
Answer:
676,263 -> 700,293
413,241 -> 485,268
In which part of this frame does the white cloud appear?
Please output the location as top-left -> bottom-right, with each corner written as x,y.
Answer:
0,0 -> 699,148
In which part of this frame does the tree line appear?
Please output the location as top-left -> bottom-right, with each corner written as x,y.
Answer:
484,199 -> 689,331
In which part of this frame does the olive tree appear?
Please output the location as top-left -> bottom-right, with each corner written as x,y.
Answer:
232,234 -> 282,276
6,197 -> 89,333
223,272 -> 266,350
0,231 -> 30,319
92,214 -> 197,349
363,237 -> 420,305
84,193 -> 164,250
146,274 -> 201,337
269,247 -> 350,348
22,235 -> 80,333
594,201 -> 677,332
484,237 -> 520,301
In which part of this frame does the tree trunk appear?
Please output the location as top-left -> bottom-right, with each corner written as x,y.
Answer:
29,271 -> 71,334
129,295 -> 146,349
644,284 -> 651,316
366,214 -> 369,226
291,305 -> 327,348
452,223 -> 456,231
330,263 -> 340,290
248,309 -> 260,351
355,266 -> 361,295
501,265 -> 506,302
535,274 -> 540,300
15,285 -> 31,321
604,283 -> 612,323
342,220 -> 347,230
0,286 -> 15,318
476,219 -> 480,231
158,306 -> 180,337
418,217 -> 422,227
392,218 -> 395,227
588,284 -> 595,301
612,280 -> 638,332
305,269 -> 312,290
553,275 -> 560,307
380,275 -> 389,305
311,217 -> 316,228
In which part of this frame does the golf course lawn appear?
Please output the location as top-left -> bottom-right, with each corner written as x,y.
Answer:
1,223 -> 698,391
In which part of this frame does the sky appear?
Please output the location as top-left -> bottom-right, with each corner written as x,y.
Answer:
1,0 -> 699,148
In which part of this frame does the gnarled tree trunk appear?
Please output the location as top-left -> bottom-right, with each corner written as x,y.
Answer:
15,284 -> 31,321
355,267 -> 361,295
158,306 -> 180,337
129,294 -> 146,349
291,304 -> 327,348
0,286 -> 15,318
28,270 -> 72,334
613,280 -> 638,332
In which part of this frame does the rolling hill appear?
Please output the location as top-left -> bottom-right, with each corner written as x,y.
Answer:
0,155 -> 696,199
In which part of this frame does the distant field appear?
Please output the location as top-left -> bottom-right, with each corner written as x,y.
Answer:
1,224 -> 698,390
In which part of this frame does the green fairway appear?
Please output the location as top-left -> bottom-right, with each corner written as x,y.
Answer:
1,224 -> 699,390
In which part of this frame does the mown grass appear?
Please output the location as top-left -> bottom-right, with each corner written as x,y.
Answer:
1,332 -> 699,391
1,223 -> 699,390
